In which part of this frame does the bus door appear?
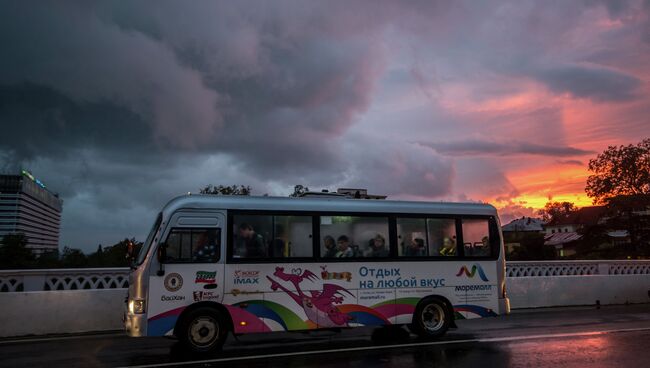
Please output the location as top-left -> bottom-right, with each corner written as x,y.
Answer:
147,211 -> 225,336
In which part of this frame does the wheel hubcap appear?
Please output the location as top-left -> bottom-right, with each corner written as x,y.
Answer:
189,316 -> 218,346
421,303 -> 445,332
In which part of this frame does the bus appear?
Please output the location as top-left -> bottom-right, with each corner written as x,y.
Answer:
124,194 -> 510,353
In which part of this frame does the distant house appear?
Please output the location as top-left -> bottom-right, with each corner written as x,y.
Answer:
542,206 -> 632,257
502,217 -> 545,233
544,206 -> 605,235
501,217 -> 545,255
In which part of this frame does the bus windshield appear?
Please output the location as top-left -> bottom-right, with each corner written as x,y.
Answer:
136,212 -> 162,265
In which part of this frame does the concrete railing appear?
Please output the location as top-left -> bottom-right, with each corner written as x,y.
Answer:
0,267 -> 129,292
1,261 -> 649,338
506,260 -> 650,277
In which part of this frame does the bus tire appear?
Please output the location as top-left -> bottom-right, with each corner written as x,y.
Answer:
409,297 -> 450,339
178,307 -> 228,354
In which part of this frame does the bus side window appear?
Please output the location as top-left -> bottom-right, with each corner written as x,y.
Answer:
427,218 -> 457,257
232,215 -> 272,259
396,218 -> 428,257
162,228 -> 221,263
461,219 -> 491,257
320,216 -> 390,258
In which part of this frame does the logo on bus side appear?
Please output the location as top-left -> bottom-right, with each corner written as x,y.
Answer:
193,291 -> 220,302
456,264 -> 489,282
164,272 -> 183,292
320,266 -> 352,282
195,270 -> 217,285
234,270 -> 260,285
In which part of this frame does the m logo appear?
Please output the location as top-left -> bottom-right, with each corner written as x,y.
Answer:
456,264 -> 489,282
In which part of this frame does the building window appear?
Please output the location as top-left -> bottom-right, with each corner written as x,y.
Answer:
320,216 -> 390,258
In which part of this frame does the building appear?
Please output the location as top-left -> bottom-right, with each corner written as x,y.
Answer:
502,217 -> 545,233
501,217 -> 545,255
0,170 -> 63,255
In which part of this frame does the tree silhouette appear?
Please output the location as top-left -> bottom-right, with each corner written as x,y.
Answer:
538,201 -> 578,224
0,234 -> 35,269
199,184 -> 251,195
586,138 -> 650,204
289,185 -> 310,197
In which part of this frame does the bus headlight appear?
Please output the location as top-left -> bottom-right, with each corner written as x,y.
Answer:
129,299 -> 146,314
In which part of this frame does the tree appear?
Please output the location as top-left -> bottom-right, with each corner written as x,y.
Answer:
538,201 -> 578,224
199,184 -> 251,196
0,234 -> 35,269
59,246 -> 87,268
586,138 -> 650,205
289,185 -> 310,197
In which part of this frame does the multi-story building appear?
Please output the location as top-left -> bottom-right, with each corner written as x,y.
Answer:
0,170 -> 63,255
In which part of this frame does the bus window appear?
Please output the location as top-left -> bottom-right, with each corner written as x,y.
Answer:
462,219 -> 490,257
231,214 -> 313,259
397,218 -> 428,257
271,216 -> 313,258
320,216 -> 389,258
427,219 -> 457,257
232,215 -> 272,258
162,228 -> 221,263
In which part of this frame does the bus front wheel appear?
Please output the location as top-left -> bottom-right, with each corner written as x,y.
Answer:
178,307 -> 228,354
409,297 -> 451,339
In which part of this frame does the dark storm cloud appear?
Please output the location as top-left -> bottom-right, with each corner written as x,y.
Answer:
419,140 -> 595,157
533,65 -> 641,102
1,0 -> 648,250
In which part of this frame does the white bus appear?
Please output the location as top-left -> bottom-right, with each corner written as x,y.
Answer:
125,195 -> 510,353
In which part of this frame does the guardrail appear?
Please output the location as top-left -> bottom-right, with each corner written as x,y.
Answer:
0,267 -> 129,292
505,260 -> 650,277
1,261 -> 649,338
2,260 -> 650,292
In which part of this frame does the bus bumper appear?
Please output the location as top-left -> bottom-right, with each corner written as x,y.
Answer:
499,297 -> 511,315
124,312 -> 147,337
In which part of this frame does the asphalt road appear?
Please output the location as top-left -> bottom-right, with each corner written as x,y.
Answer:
1,304 -> 650,368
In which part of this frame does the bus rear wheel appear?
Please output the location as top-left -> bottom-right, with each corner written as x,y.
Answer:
409,297 -> 451,339
178,307 -> 228,354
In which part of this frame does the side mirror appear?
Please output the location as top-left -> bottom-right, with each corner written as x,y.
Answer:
156,244 -> 166,276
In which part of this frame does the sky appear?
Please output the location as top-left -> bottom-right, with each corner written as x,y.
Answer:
1,1 -> 649,252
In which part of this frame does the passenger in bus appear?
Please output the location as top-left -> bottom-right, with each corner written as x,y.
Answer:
368,234 -> 389,257
235,223 -> 267,258
270,224 -> 286,257
323,235 -> 338,258
335,235 -> 354,258
192,231 -> 218,262
439,237 -> 456,256
405,238 -> 426,256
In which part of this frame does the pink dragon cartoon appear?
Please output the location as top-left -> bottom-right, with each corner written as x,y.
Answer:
266,267 -> 353,327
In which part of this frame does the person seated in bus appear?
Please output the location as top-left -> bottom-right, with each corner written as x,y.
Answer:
405,237 -> 426,256
367,234 -> 389,257
335,235 -> 354,258
270,224 -> 286,257
439,237 -> 456,256
192,231 -> 218,262
323,235 -> 338,258
235,223 -> 267,258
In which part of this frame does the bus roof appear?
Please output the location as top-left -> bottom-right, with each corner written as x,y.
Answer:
161,195 -> 497,217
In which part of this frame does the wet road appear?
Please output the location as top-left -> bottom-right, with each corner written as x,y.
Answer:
1,304 -> 649,368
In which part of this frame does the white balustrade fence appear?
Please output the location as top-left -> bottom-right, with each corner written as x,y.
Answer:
0,268 -> 129,292
0,261 -> 649,337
